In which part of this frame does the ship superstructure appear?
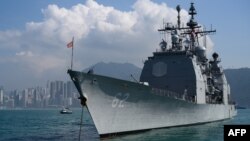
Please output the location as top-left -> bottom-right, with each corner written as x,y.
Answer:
141,3 -> 231,105
68,3 -> 237,138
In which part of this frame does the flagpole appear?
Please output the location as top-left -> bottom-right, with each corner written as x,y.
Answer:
71,37 -> 74,70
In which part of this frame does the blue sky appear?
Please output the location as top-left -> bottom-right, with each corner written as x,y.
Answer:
0,0 -> 249,90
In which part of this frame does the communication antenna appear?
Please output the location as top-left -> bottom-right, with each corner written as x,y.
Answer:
203,26 -> 207,48
130,74 -> 139,83
176,5 -> 181,29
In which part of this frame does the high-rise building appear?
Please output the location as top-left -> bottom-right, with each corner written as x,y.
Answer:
22,89 -> 29,108
49,81 -> 56,105
63,82 -> 67,99
6,99 -> 14,108
33,87 -> 41,107
13,90 -> 21,107
48,80 -> 64,105
0,87 -> 4,105
67,81 -> 77,98
55,81 -> 63,105
67,81 -> 72,98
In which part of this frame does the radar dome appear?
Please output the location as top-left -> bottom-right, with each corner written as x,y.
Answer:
195,45 -> 206,60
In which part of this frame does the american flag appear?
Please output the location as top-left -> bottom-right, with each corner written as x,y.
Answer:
67,40 -> 73,48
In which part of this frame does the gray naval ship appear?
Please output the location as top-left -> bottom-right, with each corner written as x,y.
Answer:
68,3 -> 237,138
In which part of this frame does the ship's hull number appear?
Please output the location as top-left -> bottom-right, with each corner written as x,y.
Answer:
112,93 -> 130,108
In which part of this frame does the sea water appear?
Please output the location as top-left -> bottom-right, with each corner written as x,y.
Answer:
0,108 -> 249,141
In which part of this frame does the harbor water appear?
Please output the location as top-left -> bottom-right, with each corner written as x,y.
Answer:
0,108 -> 249,141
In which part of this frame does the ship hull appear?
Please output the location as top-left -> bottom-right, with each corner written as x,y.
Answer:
68,70 -> 237,136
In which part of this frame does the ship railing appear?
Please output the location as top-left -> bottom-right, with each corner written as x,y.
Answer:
151,88 -> 196,103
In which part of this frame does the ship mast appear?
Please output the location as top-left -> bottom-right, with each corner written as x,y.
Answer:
157,3 -> 216,52
185,2 -> 216,50
176,5 -> 181,29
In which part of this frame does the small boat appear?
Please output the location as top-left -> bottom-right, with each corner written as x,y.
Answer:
60,107 -> 72,114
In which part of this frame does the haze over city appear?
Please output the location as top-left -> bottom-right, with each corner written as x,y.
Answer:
0,0 -> 249,90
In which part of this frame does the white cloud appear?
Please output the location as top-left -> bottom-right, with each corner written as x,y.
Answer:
16,54 -> 67,74
16,51 -> 34,57
0,0 -> 215,90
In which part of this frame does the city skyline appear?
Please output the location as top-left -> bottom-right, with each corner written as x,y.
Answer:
0,80 -> 80,109
0,0 -> 249,90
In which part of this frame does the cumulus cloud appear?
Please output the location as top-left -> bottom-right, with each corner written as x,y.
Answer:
0,0 -> 214,90
15,53 -> 67,74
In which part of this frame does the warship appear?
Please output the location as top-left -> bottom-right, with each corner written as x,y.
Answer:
68,3 -> 237,138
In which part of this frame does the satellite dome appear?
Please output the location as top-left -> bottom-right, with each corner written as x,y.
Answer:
195,45 -> 206,59
195,45 -> 206,51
